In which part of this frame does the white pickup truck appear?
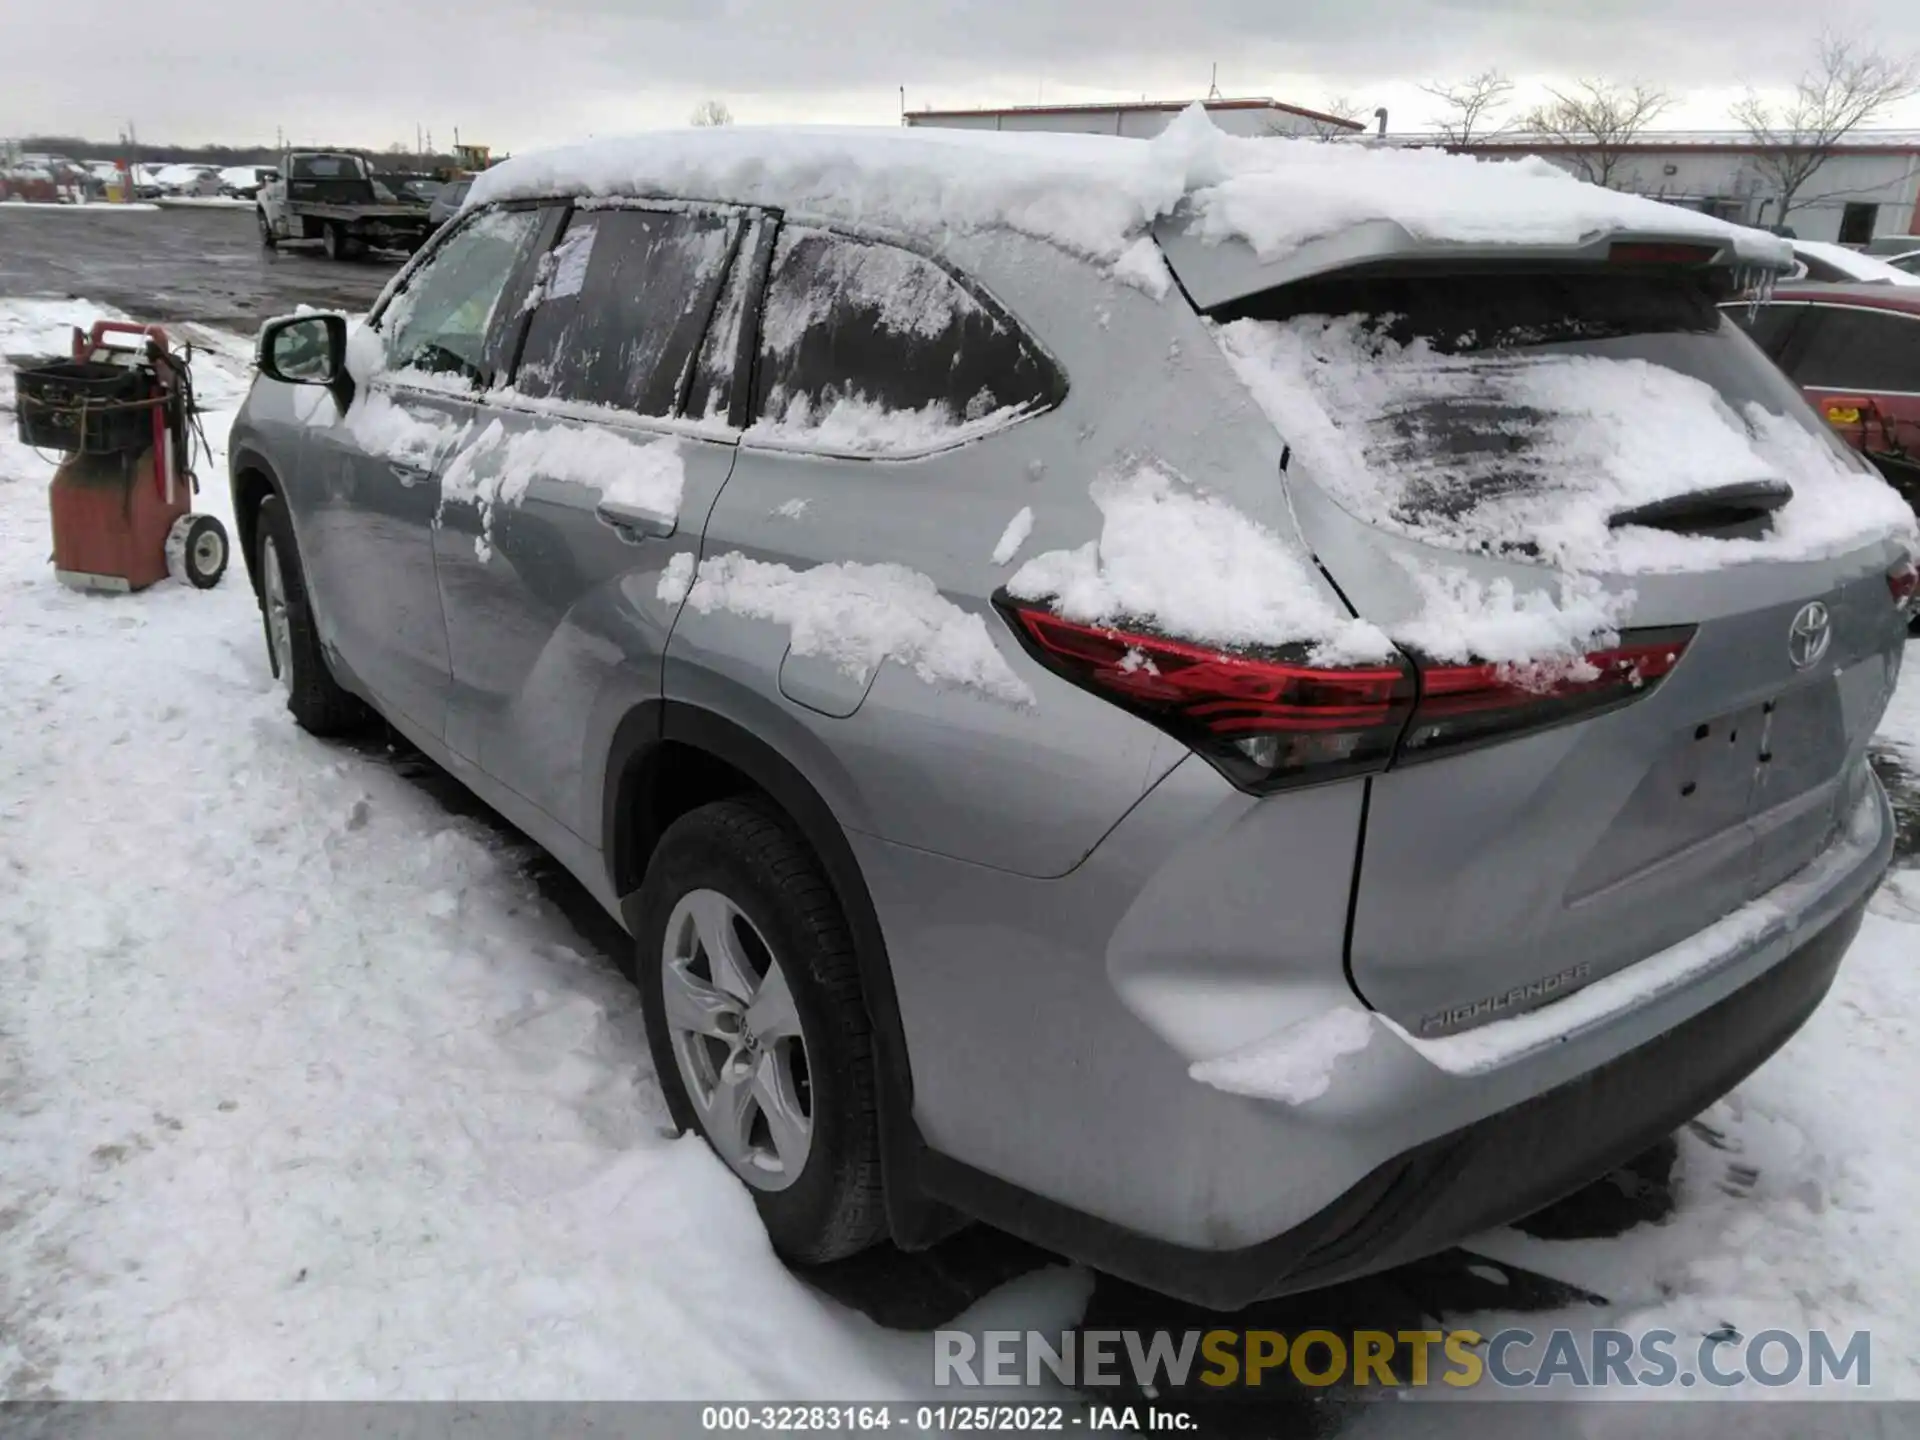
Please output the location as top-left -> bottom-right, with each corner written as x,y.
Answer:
256,151 -> 432,260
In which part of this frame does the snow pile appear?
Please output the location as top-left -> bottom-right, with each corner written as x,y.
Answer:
1188,1007 -> 1375,1104
664,553 -> 1034,705
343,391 -> 462,469
749,390 -> 1030,456
1214,313 -> 1920,575
440,420 -> 685,561
1007,463 -> 1393,663
1390,563 -> 1632,668
1108,235 -> 1175,299
991,506 -> 1035,565
469,107 -> 1788,273
0,297 -> 1089,1400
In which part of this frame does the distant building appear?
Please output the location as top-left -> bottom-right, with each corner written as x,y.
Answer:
904,97 -> 1368,141
1408,131 -> 1920,245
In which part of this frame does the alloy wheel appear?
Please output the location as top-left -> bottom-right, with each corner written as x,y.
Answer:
660,888 -> 813,1190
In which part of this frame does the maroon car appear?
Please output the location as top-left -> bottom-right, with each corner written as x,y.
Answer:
1726,281 -> 1920,514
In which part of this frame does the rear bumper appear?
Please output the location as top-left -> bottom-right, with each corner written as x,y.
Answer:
905,775 -> 1891,1309
924,885 -> 1864,1308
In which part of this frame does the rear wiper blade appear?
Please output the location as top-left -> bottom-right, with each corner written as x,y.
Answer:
1608,480 -> 1793,540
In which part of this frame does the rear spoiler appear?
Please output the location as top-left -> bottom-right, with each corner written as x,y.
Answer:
1153,215 -> 1793,311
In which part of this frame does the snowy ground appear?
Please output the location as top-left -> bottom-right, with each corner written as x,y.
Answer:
1,296 -> 1918,1420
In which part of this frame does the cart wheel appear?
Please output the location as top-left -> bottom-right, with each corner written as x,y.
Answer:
166,513 -> 230,590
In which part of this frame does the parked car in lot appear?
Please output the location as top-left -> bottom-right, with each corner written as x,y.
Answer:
427,177 -> 470,233
219,165 -> 276,200
1783,238 -> 1920,287
1727,282 -> 1920,530
228,126 -> 1915,1307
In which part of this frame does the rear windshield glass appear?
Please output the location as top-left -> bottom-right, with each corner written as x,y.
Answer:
1210,271 -> 1866,562
291,155 -> 360,180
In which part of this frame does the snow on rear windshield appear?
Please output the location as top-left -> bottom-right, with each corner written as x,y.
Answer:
1212,272 -> 1917,572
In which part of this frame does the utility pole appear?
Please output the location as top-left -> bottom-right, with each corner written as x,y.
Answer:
1208,63 -> 1222,101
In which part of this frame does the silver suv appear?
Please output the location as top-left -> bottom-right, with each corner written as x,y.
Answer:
230,129 -> 1913,1307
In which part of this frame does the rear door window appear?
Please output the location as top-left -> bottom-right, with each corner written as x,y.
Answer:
512,206 -> 739,419
750,226 -> 1063,454
1778,304 -> 1920,392
685,215 -> 772,427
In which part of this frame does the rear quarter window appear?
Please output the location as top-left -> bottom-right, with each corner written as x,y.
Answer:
750,227 -> 1064,455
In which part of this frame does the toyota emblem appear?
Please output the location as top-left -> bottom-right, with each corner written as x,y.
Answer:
1788,601 -> 1832,670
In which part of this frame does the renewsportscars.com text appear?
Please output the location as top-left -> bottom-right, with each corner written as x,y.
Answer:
934,1327 -> 1871,1391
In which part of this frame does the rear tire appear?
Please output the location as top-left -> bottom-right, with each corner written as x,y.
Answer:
636,798 -> 886,1264
254,494 -> 366,736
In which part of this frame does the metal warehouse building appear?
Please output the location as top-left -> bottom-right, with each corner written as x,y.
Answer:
904,96 -> 1366,140
1449,132 -> 1920,244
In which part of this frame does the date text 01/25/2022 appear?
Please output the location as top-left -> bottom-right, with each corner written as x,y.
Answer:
699,1405 -> 1197,1432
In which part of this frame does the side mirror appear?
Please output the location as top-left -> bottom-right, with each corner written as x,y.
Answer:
258,312 -> 349,388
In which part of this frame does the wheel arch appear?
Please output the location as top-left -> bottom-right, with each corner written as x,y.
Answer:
605,699 -> 958,1248
228,444 -> 283,598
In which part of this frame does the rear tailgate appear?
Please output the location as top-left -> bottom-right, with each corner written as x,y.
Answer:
1198,261 -> 1915,1037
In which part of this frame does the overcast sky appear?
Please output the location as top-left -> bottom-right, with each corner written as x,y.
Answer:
4,0 -> 1919,150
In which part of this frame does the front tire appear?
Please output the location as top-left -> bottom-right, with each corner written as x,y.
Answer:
254,494 -> 365,735
636,799 -> 885,1264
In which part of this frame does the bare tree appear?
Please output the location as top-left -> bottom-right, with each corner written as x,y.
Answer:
1304,96 -> 1366,142
1734,34 -> 1920,224
1521,80 -> 1672,187
689,99 -> 734,127
1419,69 -> 1515,147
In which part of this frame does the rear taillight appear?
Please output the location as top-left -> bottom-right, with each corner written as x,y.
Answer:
1891,557 -> 1918,612
1000,597 -> 1695,793
1399,630 -> 1695,761
997,599 -> 1414,793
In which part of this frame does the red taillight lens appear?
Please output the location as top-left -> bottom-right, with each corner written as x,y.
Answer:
998,599 -> 1416,792
1400,629 -> 1695,761
1891,557 -> 1919,611
1000,598 -> 1695,790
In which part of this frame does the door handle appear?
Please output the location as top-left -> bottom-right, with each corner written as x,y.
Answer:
594,501 -> 676,541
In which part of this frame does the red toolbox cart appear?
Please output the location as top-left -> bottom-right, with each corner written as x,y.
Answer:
14,321 -> 229,593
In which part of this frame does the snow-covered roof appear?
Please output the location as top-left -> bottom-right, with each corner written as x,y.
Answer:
469,106 -> 1792,271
